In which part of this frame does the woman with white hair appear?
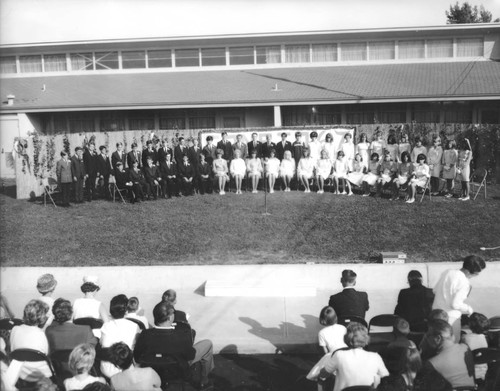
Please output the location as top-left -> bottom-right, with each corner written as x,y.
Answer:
279,150 -> 295,192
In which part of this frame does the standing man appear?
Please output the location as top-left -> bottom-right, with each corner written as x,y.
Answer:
217,132 -> 233,162
203,136 -> 217,166
275,132 -> 293,161
159,152 -> 178,198
261,134 -> 276,160
328,269 -> 369,321
142,141 -> 158,168
71,147 -> 87,203
127,143 -> 142,170
56,151 -> 72,207
174,137 -> 189,165
247,132 -> 262,158
157,140 -> 172,164
232,134 -> 248,160
111,142 -> 127,172
96,145 -> 112,200
83,143 -> 98,202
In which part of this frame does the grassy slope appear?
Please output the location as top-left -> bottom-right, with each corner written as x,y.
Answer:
1,186 -> 499,267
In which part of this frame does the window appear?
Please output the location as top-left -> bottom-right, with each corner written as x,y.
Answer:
201,48 -> 226,66
398,40 -> 425,59
71,53 -> 93,71
284,45 -> 310,63
0,57 -> 17,73
100,112 -> 126,131
481,109 -> 499,124
457,38 -> 483,57
281,107 -> 314,126
443,102 -> 472,123
412,103 -> 441,122
159,117 -> 186,130
175,49 -> 200,67
256,46 -> 281,64
345,105 -> 375,124
122,51 -> 146,69
19,55 -> 42,73
341,42 -> 366,61
148,50 -> 172,68
223,117 -> 241,128
312,44 -> 337,62
427,39 -> 453,58
229,47 -> 254,65
95,52 -> 119,70
44,54 -> 67,72
369,41 -> 395,60
129,112 -> 155,130
189,116 -> 215,129
68,114 -> 95,133
377,104 -> 406,123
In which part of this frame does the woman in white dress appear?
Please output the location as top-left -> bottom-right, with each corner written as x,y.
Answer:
229,149 -> 246,194
370,131 -> 385,159
246,150 -> 263,193
427,135 -> 443,195
398,134 -> 411,161
213,149 -> 229,195
333,151 -> 352,195
347,153 -> 366,189
356,133 -> 370,165
316,149 -> 332,194
386,134 -> 399,163
264,149 -> 280,193
361,153 -> 381,196
341,133 -> 355,171
279,150 -> 295,192
322,133 -> 337,164
407,153 -> 430,204
298,147 -> 315,193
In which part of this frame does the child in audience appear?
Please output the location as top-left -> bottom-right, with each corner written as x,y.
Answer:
442,139 -> 458,198
64,344 -> 106,391
457,138 -> 472,201
125,297 -> 149,329
361,152 -> 380,196
213,149 -> 229,195
247,150 -> 263,193
230,149 -> 246,194
391,151 -> 412,201
332,151 -> 352,195
377,151 -> 397,197
346,153 -> 366,190
427,135 -> 443,195
279,150 -> 295,192
398,134 -> 411,162
356,133 -> 370,165
297,147 -> 315,193
370,130 -> 385,158
406,154 -> 430,204
410,136 -> 427,165
315,149 -> 333,194
385,134 -> 399,163
264,149 -> 280,193
318,306 -> 347,354
341,133 -> 355,171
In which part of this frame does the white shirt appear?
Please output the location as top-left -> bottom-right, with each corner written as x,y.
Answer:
73,297 -> 103,320
318,324 -> 347,352
433,269 -> 473,321
125,313 -> 150,329
308,140 -> 322,161
64,375 -> 106,391
100,318 -> 139,349
10,325 -> 51,381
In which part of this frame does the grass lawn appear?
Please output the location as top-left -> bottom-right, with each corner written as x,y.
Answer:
1,180 -> 499,267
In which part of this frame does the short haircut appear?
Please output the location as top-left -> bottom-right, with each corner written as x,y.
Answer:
281,132 -> 288,138
325,133 -> 333,140
427,319 -> 453,339
469,312 -> 490,334
221,132 -> 228,136
153,301 -> 175,326
69,343 -> 96,375
75,147 -> 83,152
146,140 -> 152,146
428,309 -> 448,322
370,152 -> 379,161
414,136 -> 421,143
23,299 -> 49,327
60,151 -> 67,157
401,151 -> 411,163
127,297 -> 139,313
109,294 -> 128,319
416,153 -> 427,163
446,140 -> 457,149
344,133 -> 351,139
270,148 -> 276,156
216,148 -> 224,156
81,282 -> 99,294
462,255 -> 486,275
107,342 -> 133,370
178,137 -> 184,142
344,322 -> 370,348
52,298 -> 73,323
341,269 -> 357,284
116,142 -> 123,147
131,143 -> 138,148
206,136 -> 213,142
116,162 -> 123,167
82,383 -> 111,391
319,306 -> 338,326
387,134 -> 396,144
337,151 -> 345,157
99,146 -> 106,152
407,270 -> 423,287
252,132 -> 258,137
162,289 -> 176,303
393,317 -> 410,336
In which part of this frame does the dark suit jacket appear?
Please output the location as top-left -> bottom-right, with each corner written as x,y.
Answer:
197,161 -> 212,179
71,156 -> 86,179
96,154 -> 112,177
127,150 -> 142,169
129,168 -> 146,184
261,142 -> 276,159
144,165 -> 161,184
232,142 -> 248,159
188,146 -> 203,168
328,288 -> 370,320
202,145 -> 217,165
115,169 -> 130,188
247,141 -> 262,158
83,149 -> 98,176
159,161 -> 178,178
111,151 -> 127,170
395,284 -> 434,332
178,163 -> 194,179
142,148 -> 158,167
157,147 -> 173,164
275,141 -> 293,160
174,145 -> 189,165
45,322 -> 97,352
217,140 -> 233,161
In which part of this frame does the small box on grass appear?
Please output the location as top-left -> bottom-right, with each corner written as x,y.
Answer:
380,252 -> 406,264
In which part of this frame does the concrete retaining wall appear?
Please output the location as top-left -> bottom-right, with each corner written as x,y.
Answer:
2,262 -> 499,354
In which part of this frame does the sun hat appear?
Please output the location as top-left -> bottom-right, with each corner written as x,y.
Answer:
37,274 -> 57,294
83,275 -> 100,287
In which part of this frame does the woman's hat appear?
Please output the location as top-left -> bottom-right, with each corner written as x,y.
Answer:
37,274 -> 57,293
83,275 -> 100,287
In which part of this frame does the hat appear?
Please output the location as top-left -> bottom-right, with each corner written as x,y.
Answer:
37,274 -> 57,294
83,275 -> 100,287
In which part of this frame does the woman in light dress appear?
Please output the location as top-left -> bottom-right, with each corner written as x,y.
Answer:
457,138 -> 473,201
279,150 -> 295,192
356,133 -> 370,165
230,149 -> 246,194
442,139 -> 458,198
410,136 -> 427,166
315,149 -> 332,194
298,148 -> 316,193
347,153 -> 367,189
361,153 -> 381,196
427,135 -> 443,195
341,133 -> 355,171
386,134 -> 399,163
213,149 -> 229,195
247,150 -> 263,193
398,134 -> 411,161
333,151 -> 352,195
407,153 -> 430,204
370,131 -> 385,159
322,133 -> 337,164
264,149 -> 280,193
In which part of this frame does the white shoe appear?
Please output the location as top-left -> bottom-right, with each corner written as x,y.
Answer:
317,190 -> 322,194
406,198 -> 415,204
220,190 -> 225,195
362,193 -> 369,197
270,189 -> 274,194
334,191 -> 339,195
304,189 -> 310,193
341,191 -> 347,195
252,190 -> 258,194
348,192 -> 353,196
460,196 -> 470,201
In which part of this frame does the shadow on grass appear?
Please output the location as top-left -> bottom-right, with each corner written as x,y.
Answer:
0,181 -> 16,199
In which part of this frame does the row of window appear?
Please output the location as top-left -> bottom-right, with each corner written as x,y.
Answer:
0,37 -> 484,74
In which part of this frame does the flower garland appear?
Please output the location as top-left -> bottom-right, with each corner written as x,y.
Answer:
46,137 -> 56,173
63,134 -> 71,155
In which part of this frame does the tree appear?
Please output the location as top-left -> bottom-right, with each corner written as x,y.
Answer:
446,2 -> 499,23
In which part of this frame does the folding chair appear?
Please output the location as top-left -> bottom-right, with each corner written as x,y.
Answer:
42,177 -> 59,207
10,348 -> 56,378
125,317 -> 146,330
368,314 -> 398,333
338,316 -> 368,328
73,317 -> 104,330
419,177 -> 431,203
50,349 -> 73,380
0,318 -> 23,330
470,168 -> 487,200
109,175 -> 127,203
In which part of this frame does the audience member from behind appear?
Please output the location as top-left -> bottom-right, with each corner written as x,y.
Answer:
64,344 -> 106,391
432,255 -> 486,341
328,269 -> 369,321
125,297 -> 149,329
419,309 -> 449,361
161,289 -> 189,323
73,276 -> 110,326
320,322 -> 389,391
378,341 -> 422,391
394,270 -> 434,332
134,302 -> 214,391
387,317 -> 412,349
462,312 -> 489,351
108,342 -> 161,391
36,274 -> 57,327
10,300 -> 52,382
318,306 -> 347,354
100,294 -> 140,378
46,298 -> 97,353
35,377 -> 59,391
82,382 -> 111,391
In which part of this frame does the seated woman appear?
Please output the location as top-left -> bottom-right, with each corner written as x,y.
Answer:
376,151 -> 397,197
320,322 -> 389,391
332,150 -> 352,195
297,147 -> 315,193
212,149 -> 228,195
315,149 -> 332,194
73,276 -> 109,338
361,153 -> 380,196
109,342 -> 161,391
406,153 -> 430,204
230,149 -> 246,194
279,150 -> 295,192
64,344 -> 106,391
378,341 -> 422,391
264,149 -> 280,193
246,150 -> 263,193
346,153 -> 366,191
391,151 -> 412,201
385,134 -> 399,163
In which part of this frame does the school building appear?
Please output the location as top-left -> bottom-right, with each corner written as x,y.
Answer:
1,23 -> 500,177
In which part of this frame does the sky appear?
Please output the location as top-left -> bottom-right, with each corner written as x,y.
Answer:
1,0 -> 499,45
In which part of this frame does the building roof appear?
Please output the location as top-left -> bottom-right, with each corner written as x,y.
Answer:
1,61 -> 500,113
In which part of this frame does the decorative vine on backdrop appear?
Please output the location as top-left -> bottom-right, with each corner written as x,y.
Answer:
63,135 -> 71,155
32,131 -> 43,179
46,138 -> 56,173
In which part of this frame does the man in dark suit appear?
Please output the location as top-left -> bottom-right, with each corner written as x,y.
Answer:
127,142 -> 142,169
111,142 -> 127,172
261,134 -> 276,159
188,138 -> 203,193
178,154 -> 194,196
174,137 -> 189,165
247,132 -> 262,158
83,143 -> 98,202
142,141 -> 158,168
157,141 -> 172,164
196,154 -> 213,195
292,131 -> 305,165
328,269 -> 369,320
275,132 -> 293,161
144,157 -> 162,199
159,152 -> 179,198
96,145 -> 112,200
71,147 -> 87,203
216,132 -> 233,162
202,136 -> 217,166
232,134 -> 248,160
